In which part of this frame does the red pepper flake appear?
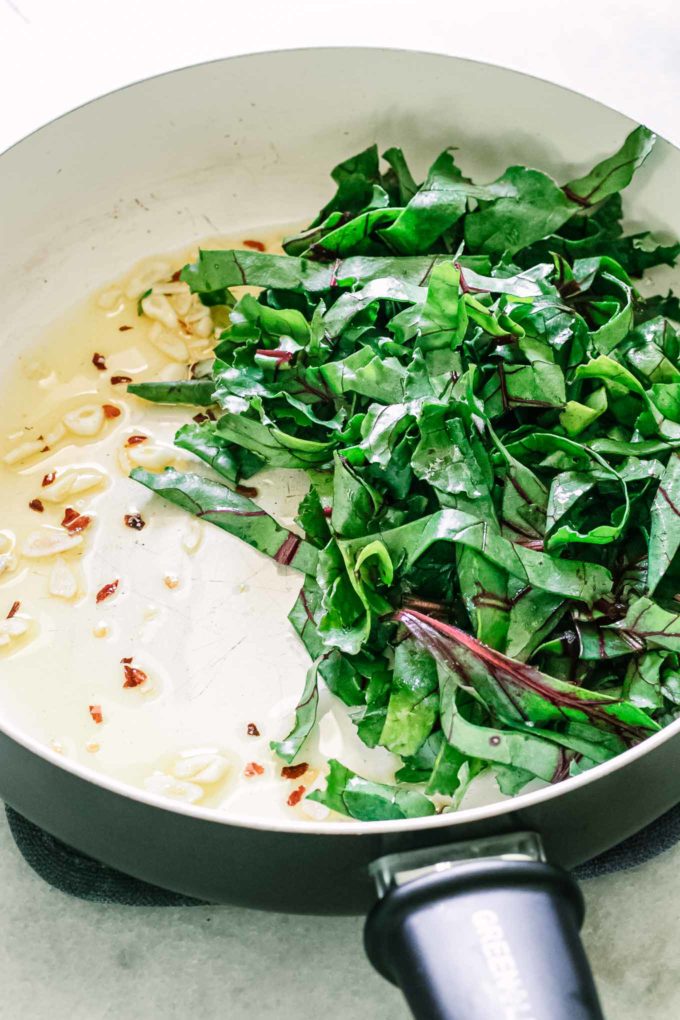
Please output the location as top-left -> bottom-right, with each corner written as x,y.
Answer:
281,762 -> 308,780
7,601 -> 20,619
287,785 -> 306,807
118,325 -> 133,332
235,484 -> 259,498
125,434 -> 147,447
28,498 -> 44,513
247,722 -> 260,737
42,471 -> 56,487
322,506 -> 333,517
244,761 -> 265,777
243,239 -> 266,252
192,413 -> 210,424
111,375 -> 133,385
96,579 -> 119,604
92,352 -> 107,371
170,270 -> 182,282
61,507 -> 91,533
88,704 -> 103,724
103,403 -> 121,419
124,513 -> 145,531
122,660 -> 147,688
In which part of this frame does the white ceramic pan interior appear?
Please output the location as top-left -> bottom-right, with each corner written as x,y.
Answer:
1,47 -> 680,837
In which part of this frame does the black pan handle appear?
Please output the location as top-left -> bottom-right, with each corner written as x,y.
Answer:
364,839 -> 604,1020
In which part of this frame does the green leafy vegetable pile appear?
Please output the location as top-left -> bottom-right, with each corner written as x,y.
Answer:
130,126 -> 680,821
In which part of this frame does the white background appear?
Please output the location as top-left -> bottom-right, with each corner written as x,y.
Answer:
1,2 -> 680,1018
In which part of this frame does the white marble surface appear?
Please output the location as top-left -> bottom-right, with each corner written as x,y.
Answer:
1,808 -> 680,1019
1,1 -> 680,1018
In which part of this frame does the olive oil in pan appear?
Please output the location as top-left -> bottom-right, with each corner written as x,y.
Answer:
0,230 -> 508,822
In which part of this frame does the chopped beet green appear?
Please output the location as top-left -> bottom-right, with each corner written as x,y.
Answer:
132,126 -> 680,820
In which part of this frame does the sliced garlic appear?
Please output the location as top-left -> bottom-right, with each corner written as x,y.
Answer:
169,290 -> 193,317
152,281 -> 190,297
63,404 -> 105,438
148,322 -> 188,362
187,344 -> 214,363
0,532 -> 17,577
125,261 -> 171,299
117,448 -> 132,475
2,439 -> 45,465
127,442 -> 174,470
0,616 -> 30,646
144,773 -> 203,804
181,519 -> 202,554
184,307 -> 214,339
172,753 -> 229,784
0,553 -> 17,577
48,558 -> 79,600
141,293 -> 179,331
192,316 -> 213,340
40,467 -> 106,503
38,372 -> 58,389
300,797 -> 330,821
22,528 -> 83,559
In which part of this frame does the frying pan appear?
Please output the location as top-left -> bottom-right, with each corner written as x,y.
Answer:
1,47 -> 679,1020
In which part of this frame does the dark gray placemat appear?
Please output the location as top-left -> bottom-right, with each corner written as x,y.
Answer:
6,801 -> 680,904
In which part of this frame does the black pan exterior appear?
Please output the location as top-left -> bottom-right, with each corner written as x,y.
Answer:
1,725 -> 679,914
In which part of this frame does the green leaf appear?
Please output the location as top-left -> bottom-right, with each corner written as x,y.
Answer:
379,639 -> 439,756
308,759 -> 435,820
129,133 -> 680,808
127,379 -> 216,405
648,453 -> 680,593
342,508 -> 613,604
618,597 -> 680,653
215,411 -> 335,469
270,659 -> 320,762
464,166 -> 575,256
564,126 -> 656,207
182,249 -> 450,301
651,384 -> 680,423
304,208 -> 400,258
559,388 -> 608,436
130,467 -> 318,574
408,261 -> 468,351
295,485 -> 331,549
174,422 -> 264,482
320,346 -> 409,404
399,609 -> 659,743
330,454 -> 382,539
382,146 -> 418,204
312,144 -> 381,225
380,150 -> 515,255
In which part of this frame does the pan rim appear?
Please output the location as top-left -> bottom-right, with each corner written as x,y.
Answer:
2,44 -> 678,838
